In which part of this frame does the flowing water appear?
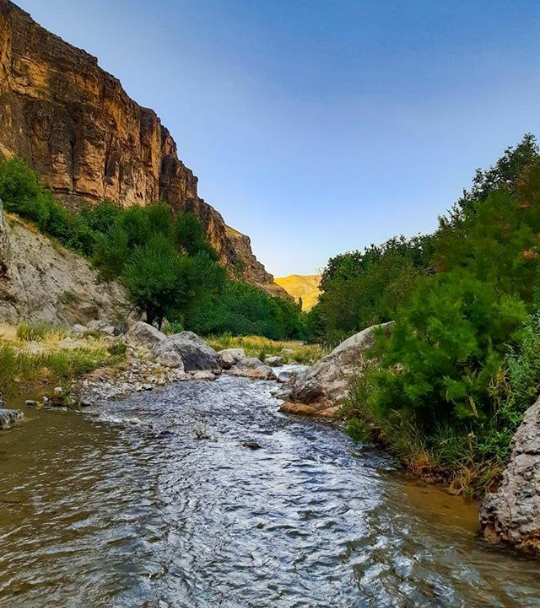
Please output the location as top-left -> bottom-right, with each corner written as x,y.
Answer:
0,372 -> 538,607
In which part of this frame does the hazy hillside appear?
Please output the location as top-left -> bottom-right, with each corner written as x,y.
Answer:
275,275 -> 321,310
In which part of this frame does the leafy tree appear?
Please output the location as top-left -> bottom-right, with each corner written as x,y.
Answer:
313,235 -> 433,345
123,235 -> 190,329
176,211 -> 218,260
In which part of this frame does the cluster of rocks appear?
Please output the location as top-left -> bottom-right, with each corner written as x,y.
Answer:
0,391 -> 23,430
79,322 -> 284,402
277,323 -> 392,418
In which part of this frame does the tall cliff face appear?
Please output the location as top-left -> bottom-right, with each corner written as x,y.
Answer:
0,0 -> 287,298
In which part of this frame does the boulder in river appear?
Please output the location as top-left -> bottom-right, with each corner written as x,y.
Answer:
480,397 -> 540,554
127,321 -> 167,348
229,357 -> 275,380
154,332 -> 220,373
0,409 -> 23,430
279,322 -> 392,418
218,348 -> 246,370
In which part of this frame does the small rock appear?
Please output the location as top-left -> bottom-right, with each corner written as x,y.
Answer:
86,319 -> 118,336
192,370 -> 216,381
265,355 -> 284,367
218,348 -> 246,370
157,351 -> 184,370
25,400 -> 38,408
242,441 -> 262,450
229,357 -> 275,380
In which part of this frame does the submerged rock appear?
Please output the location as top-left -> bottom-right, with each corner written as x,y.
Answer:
0,409 -> 23,430
481,397 -> 540,554
280,323 -> 392,418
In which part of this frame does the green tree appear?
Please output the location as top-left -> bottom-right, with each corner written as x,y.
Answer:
123,235 -> 190,329
175,211 -> 218,260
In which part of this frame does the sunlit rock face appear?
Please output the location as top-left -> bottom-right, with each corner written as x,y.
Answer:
0,0 -> 287,298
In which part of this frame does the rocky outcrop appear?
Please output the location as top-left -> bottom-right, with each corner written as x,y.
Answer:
279,323 -> 392,418
0,0 -> 287,299
481,398 -> 540,554
0,211 -> 128,325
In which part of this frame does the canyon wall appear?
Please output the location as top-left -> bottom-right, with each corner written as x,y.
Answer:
0,0 -> 287,298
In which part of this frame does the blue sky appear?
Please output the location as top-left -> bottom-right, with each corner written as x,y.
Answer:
17,0 -> 540,276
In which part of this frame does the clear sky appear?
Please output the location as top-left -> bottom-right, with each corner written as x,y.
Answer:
16,0 -> 540,276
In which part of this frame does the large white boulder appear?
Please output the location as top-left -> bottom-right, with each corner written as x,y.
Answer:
279,322 -> 392,418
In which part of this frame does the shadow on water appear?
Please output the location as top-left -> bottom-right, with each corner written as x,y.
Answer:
0,374 -> 539,607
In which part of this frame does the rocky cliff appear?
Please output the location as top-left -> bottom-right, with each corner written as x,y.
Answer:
0,0 -> 287,298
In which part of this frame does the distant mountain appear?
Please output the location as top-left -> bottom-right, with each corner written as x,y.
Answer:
275,275 -> 322,311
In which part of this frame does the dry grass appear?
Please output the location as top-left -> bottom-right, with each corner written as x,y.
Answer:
0,322 -> 125,398
207,334 -> 326,365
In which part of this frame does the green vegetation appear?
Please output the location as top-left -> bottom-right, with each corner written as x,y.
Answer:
0,157 -> 306,340
315,134 -> 540,496
207,334 -> 325,365
0,342 -> 121,398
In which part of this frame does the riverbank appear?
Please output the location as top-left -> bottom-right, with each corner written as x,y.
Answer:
0,322 -> 125,403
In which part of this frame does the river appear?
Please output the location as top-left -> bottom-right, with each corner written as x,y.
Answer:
0,371 -> 538,607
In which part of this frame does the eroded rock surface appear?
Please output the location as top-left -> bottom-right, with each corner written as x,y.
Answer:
0,212 -> 128,325
279,323 -> 392,418
481,398 -> 540,554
